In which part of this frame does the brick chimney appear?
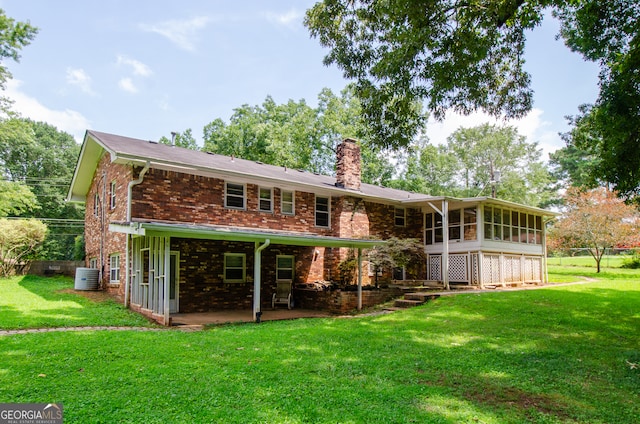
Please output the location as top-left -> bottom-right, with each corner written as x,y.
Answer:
335,138 -> 361,190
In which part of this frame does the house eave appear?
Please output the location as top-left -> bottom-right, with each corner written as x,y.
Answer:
109,221 -> 384,249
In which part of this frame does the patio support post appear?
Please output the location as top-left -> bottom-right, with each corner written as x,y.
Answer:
357,248 -> 363,311
125,234 -> 130,307
253,239 -> 271,322
442,200 -> 450,290
163,236 -> 171,326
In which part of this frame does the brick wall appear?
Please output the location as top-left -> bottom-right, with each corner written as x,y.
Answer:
172,238 -> 321,312
86,159 -> 426,309
84,154 -> 131,295
293,287 -> 404,314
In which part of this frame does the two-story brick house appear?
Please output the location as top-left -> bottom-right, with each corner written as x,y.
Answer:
68,130 -> 556,325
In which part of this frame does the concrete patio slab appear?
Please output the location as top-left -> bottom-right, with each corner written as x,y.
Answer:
171,309 -> 332,327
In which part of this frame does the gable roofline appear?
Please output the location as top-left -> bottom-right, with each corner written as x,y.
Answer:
67,130 -> 434,204
67,130 -> 558,217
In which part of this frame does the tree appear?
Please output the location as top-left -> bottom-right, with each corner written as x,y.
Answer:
0,9 -> 37,111
0,218 -> 47,277
549,119 -> 602,191
391,123 -> 555,207
305,1 -> 640,198
0,180 -> 38,216
556,0 -> 639,198
0,118 -> 84,259
447,124 -> 554,206
305,0 -> 548,147
389,141 -> 458,196
367,237 -> 426,286
159,129 -> 199,150
548,187 -> 639,272
202,86 -> 403,185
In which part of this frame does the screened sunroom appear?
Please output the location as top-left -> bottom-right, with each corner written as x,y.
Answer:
416,197 -> 557,288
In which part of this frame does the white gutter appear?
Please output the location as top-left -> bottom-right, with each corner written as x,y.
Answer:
124,161 -> 150,308
253,239 -> 271,322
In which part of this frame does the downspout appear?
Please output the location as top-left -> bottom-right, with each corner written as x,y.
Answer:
253,239 -> 271,322
357,248 -> 363,311
124,161 -> 150,307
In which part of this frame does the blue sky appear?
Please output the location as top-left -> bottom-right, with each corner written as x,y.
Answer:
1,0 -> 600,159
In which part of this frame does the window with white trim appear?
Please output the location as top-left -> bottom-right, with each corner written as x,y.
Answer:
109,254 -> 120,283
224,253 -> 246,283
225,182 -> 245,209
315,196 -> 330,228
259,187 -> 273,212
94,193 -> 99,217
89,258 -> 98,268
276,255 -> 294,281
394,207 -> 406,227
425,212 -> 443,245
110,180 -> 117,209
483,206 -> 542,244
281,190 -> 294,215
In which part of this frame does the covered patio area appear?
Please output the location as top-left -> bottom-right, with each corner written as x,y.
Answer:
111,220 -> 382,326
171,308 -> 333,327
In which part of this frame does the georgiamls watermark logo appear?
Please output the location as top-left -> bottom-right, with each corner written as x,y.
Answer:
0,403 -> 63,424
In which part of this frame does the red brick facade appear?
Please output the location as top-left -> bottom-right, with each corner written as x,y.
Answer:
84,148 -> 424,312
84,154 -> 132,296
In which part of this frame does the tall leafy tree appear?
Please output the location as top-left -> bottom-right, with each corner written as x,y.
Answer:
554,0 -> 639,198
0,118 -> 83,259
393,123 -> 554,207
0,9 -> 37,111
305,1 -> 640,198
202,86 -> 401,185
447,124 -> 554,206
159,129 -> 199,150
549,187 -> 639,272
549,114 -> 602,191
0,180 -> 38,217
305,0 -> 548,147
389,140 -> 458,196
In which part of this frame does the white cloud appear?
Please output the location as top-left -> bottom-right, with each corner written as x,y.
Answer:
6,80 -> 91,142
116,55 -> 153,77
118,77 -> 138,94
425,108 -> 563,161
264,9 -> 303,27
66,67 -> 96,96
140,16 -> 211,52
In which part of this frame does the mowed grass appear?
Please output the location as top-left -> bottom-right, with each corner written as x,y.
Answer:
0,275 -> 154,329
0,271 -> 638,423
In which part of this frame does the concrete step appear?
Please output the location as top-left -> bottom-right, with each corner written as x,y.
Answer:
394,299 -> 425,308
404,292 -> 441,302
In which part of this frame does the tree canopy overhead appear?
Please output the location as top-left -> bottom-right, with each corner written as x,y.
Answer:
306,1 -> 640,197
305,0 -> 549,147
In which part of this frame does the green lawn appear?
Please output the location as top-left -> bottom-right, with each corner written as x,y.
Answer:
0,275 -> 154,329
0,272 -> 638,423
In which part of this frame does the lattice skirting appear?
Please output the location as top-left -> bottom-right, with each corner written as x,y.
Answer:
429,253 -> 543,286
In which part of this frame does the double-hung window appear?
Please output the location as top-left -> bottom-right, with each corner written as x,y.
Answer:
94,193 -> 99,217
276,255 -> 294,281
224,253 -> 246,283
110,180 -> 117,209
109,254 -> 120,283
281,190 -> 294,215
259,187 -> 273,212
394,207 -> 406,227
225,182 -> 245,209
315,196 -> 330,228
